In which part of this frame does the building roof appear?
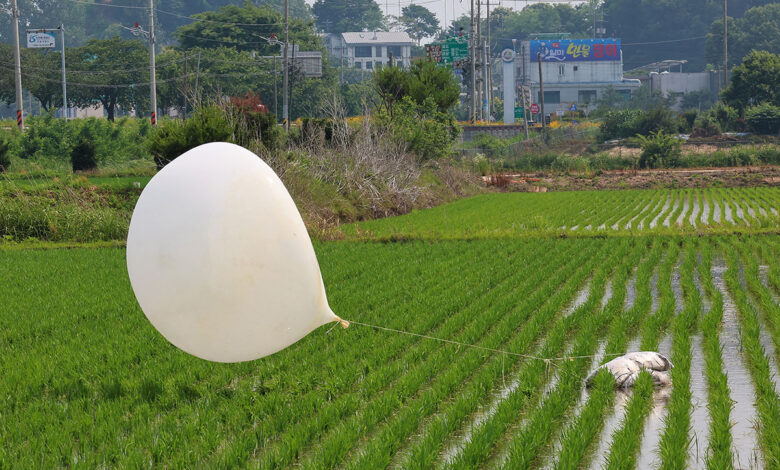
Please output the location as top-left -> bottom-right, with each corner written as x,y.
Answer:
341,31 -> 413,45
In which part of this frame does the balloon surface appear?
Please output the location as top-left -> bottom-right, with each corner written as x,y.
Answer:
126,142 -> 338,362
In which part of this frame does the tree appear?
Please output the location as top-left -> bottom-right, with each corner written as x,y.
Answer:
722,50 -> 780,111
23,49 -> 64,111
398,5 -> 439,46
705,4 -> 780,67
175,3 -> 319,54
313,0 -> 384,34
68,37 -> 149,121
407,60 -> 460,112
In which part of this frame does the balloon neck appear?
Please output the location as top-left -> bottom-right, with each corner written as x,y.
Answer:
337,318 -> 350,329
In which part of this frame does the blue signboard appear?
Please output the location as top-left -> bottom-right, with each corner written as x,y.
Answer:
530,39 -> 621,62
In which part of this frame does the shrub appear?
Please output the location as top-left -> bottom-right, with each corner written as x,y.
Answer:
599,109 -> 643,140
692,113 -> 722,137
636,130 -> 682,169
228,92 -> 285,151
380,96 -> 459,161
633,106 -> 680,136
681,109 -> 698,132
744,103 -> 780,135
0,135 -> 10,172
146,105 -> 233,169
71,130 -> 98,172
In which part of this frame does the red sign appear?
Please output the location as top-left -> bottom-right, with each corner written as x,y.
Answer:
530,103 -> 540,114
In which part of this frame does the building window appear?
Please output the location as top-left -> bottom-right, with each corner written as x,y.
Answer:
387,45 -> 402,58
617,89 -> 631,101
540,91 -> 560,104
354,62 -> 362,69
573,65 -> 578,71
376,61 -> 383,69
366,61 -> 373,69
578,90 -> 597,103
558,64 -> 565,76
354,46 -> 372,58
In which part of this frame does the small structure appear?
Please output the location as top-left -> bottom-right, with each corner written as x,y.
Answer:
516,38 -> 641,115
649,70 -> 721,110
586,351 -> 673,388
323,31 -> 414,70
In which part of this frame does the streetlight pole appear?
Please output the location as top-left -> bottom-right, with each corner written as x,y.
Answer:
12,0 -> 23,129
60,25 -> 67,119
283,0 -> 289,129
149,0 -> 157,125
538,52 -> 545,131
723,0 -> 728,86
470,0 -> 476,123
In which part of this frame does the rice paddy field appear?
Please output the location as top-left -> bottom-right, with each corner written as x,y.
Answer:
2,188 -> 780,469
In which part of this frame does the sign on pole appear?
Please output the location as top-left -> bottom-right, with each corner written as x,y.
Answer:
530,103 -> 540,114
26,31 -> 56,48
514,107 -> 524,119
569,103 -> 577,112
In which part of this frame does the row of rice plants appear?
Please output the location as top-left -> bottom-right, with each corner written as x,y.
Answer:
548,241 -> 649,469
342,188 -> 780,240
498,241 -> 643,469
0,242 -> 516,466
226,241 -> 517,467
658,241 -> 699,467
721,240 -> 780,467
437,240 -> 634,469
602,241 -> 679,467
345,241 -> 614,470
390,241 -> 621,470
554,239 -> 664,469
696,241 -> 734,469
298,241 -> 608,469
734,241 -> 780,359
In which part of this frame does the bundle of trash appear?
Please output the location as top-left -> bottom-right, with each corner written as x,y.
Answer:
586,351 -> 673,388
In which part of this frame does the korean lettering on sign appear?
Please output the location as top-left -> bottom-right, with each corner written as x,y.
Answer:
530,39 -> 621,62
425,44 -> 443,63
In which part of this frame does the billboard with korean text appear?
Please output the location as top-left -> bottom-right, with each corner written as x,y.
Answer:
530,39 -> 621,62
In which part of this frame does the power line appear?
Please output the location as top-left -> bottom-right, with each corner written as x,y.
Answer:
155,8 -> 286,27
66,0 -> 147,9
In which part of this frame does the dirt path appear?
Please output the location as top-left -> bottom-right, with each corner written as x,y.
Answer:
488,166 -> 780,192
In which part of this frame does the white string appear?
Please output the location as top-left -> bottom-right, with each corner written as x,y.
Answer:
341,319 -> 627,364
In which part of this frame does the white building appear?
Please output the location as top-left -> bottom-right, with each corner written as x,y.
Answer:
323,32 -> 414,70
518,38 -> 640,113
649,70 -> 720,110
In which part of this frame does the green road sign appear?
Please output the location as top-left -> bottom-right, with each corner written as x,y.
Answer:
514,107 -> 524,118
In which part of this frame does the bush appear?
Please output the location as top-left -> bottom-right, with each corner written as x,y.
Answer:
380,96 -> 459,161
0,135 -> 10,172
71,130 -> 98,172
681,109 -> 698,132
633,106 -> 680,136
637,130 -> 682,169
229,92 -> 285,151
692,113 -> 722,137
744,103 -> 780,135
599,109 -> 643,140
147,105 -> 233,169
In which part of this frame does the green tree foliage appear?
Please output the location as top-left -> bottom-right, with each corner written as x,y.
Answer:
146,105 -> 232,169
313,0 -> 384,34
0,0 -> 311,48
744,102 -> 780,135
70,129 -> 98,171
175,3 -> 318,53
379,96 -> 459,160
705,4 -> 780,67
722,50 -> 780,111
397,5 -> 439,46
603,0 -> 775,71
67,37 -> 149,121
21,49 -> 64,111
636,130 -> 682,169
373,60 -> 459,117
0,135 -> 10,172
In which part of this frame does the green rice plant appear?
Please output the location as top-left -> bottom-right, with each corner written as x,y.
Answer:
721,240 -> 780,467
603,372 -> 656,470
697,240 -> 735,469
287,241 -> 605,469
658,241 -> 699,468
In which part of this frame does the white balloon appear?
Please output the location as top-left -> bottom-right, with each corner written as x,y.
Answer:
126,142 -> 340,363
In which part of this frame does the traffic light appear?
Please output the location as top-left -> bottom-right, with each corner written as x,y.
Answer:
545,114 -> 551,125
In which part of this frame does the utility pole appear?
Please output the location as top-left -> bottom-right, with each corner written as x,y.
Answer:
470,0 -> 476,123
283,0 -> 289,129
274,56 -> 278,121
723,0 -> 728,86
483,40 -> 488,121
195,51 -> 201,107
60,25 -> 67,119
476,0 -> 481,121
149,0 -> 157,125
12,0 -> 23,129
538,52 -> 545,130
486,0 -> 491,120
